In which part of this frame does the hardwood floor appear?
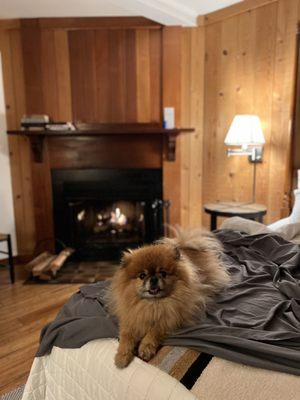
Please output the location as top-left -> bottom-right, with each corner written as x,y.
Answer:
0,264 -> 80,396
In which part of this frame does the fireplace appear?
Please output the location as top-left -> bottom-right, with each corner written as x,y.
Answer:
52,168 -> 166,260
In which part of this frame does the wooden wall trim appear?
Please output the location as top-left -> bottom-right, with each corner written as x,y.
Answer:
162,26 -> 205,227
198,0 -> 278,26
183,27 -> 205,228
162,27 -> 182,225
0,19 -> 20,30
21,17 -> 162,30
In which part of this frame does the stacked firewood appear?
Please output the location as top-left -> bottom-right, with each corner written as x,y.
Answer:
25,248 -> 74,280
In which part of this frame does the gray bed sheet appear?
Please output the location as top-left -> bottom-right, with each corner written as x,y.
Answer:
36,230 -> 300,375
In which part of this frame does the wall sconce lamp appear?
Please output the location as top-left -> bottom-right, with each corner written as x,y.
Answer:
224,115 -> 265,203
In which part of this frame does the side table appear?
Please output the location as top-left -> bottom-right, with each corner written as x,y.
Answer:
204,202 -> 267,231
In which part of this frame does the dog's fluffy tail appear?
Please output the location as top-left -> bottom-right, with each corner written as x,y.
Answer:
159,227 -> 230,292
161,226 -> 223,254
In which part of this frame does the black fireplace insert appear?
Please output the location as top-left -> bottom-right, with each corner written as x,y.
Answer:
51,169 -> 167,260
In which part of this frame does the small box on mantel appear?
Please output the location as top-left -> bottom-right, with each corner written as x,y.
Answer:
21,114 -> 50,130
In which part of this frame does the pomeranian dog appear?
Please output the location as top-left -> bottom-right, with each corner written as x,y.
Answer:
109,228 -> 230,369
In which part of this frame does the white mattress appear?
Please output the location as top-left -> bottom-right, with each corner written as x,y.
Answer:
22,339 -> 300,400
22,339 -> 196,400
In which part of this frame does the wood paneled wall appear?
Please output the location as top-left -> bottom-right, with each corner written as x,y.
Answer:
68,29 -> 161,123
292,24 -> 300,173
20,19 -> 162,124
0,18 -> 204,254
202,0 -> 299,227
1,0 -> 299,253
0,24 -> 36,255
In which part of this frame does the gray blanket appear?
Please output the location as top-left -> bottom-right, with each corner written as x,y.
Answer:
37,230 -> 300,375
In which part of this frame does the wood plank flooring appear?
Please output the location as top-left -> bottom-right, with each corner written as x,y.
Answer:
0,264 -> 80,396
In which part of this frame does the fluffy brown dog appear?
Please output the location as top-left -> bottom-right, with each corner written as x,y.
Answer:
110,229 -> 230,368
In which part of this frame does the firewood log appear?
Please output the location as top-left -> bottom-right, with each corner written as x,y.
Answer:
25,252 -> 51,272
48,248 -> 74,277
38,272 -> 53,281
32,254 -> 56,276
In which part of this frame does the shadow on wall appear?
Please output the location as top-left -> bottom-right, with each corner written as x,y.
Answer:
0,53 -> 17,258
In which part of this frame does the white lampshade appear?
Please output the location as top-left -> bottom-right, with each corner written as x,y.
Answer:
224,115 -> 265,146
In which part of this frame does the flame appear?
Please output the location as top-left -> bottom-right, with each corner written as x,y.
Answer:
77,210 -> 85,221
110,207 -> 127,225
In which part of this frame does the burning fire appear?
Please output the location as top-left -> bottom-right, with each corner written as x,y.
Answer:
77,206 -> 127,227
110,207 -> 127,226
75,201 -> 144,238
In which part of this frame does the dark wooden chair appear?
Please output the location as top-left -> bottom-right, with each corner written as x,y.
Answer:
0,233 -> 15,283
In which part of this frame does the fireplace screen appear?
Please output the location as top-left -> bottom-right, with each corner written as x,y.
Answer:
70,200 -> 146,246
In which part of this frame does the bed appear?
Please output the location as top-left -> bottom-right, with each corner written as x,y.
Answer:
22,340 -> 300,400
21,224 -> 300,400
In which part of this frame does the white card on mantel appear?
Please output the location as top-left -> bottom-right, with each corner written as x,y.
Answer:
163,107 -> 175,129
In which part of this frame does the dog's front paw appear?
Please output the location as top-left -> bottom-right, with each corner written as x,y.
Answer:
138,341 -> 157,361
115,351 -> 134,369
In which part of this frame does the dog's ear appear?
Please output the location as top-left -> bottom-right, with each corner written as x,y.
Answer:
174,246 -> 181,261
120,249 -> 133,268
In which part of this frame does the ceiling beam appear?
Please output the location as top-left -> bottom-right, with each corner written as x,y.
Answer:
19,16 -> 161,30
109,0 -> 198,26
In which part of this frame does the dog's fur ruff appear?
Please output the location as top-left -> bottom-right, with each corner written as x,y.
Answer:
109,228 -> 230,368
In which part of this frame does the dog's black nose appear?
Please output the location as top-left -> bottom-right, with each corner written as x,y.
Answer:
150,275 -> 159,287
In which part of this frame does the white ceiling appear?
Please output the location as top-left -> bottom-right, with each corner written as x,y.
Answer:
0,0 -> 135,19
0,0 -> 242,26
180,0 -> 242,15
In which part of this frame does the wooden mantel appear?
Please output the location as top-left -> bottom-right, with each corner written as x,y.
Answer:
8,124 -> 195,163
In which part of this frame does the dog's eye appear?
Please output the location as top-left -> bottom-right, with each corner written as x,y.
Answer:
139,272 -> 146,280
160,270 -> 167,278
